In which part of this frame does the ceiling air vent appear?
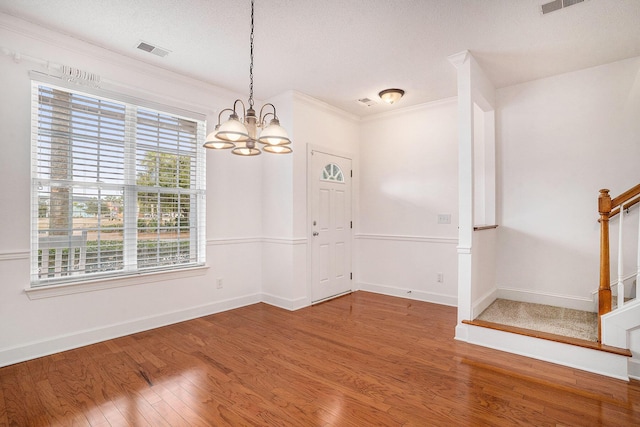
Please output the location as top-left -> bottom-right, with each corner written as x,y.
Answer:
357,98 -> 376,107
136,41 -> 170,57
541,0 -> 584,15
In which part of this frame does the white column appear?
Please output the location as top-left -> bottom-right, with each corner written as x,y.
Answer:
448,51 -> 473,326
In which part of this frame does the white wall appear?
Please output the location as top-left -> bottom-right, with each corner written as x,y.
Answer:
260,92 -> 360,309
495,56 -> 640,375
295,93 -> 361,303
471,228 -> 498,317
0,14 -> 264,366
496,56 -> 640,310
259,92 -> 297,308
357,101 -> 459,305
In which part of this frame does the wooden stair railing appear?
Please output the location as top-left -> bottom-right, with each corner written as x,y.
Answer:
598,183 -> 640,342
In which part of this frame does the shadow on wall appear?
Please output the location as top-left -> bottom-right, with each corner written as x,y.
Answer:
495,226 -> 600,300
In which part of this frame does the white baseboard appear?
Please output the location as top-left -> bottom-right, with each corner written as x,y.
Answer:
472,289 -> 498,318
0,293 -> 261,368
455,323 -> 469,341
261,293 -> 309,311
497,287 -> 594,312
358,281 -> 457,307
458,323 -> 629,381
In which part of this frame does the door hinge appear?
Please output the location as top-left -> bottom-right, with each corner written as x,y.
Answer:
351,170 -> 353,178
350,272 -> 353,280
350,221 -> 353,229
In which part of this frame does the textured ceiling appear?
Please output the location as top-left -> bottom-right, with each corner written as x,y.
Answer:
1,0 -> 639,116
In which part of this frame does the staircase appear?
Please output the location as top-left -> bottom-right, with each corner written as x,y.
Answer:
597,184 -> 640,351
463,184 -> 640,380
463,296 -> 632,380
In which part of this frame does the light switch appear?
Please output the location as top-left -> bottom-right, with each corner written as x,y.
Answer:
438,214 -> 451,224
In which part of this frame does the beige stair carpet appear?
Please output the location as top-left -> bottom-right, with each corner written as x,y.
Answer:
476,299 -> 598,342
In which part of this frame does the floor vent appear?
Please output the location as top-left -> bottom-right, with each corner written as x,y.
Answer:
136,41 -> 170,57
541,0 -> 584,15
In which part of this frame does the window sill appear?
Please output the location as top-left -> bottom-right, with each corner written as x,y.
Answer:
24,265 -> 209,300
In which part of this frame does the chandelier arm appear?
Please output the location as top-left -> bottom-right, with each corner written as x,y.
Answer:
258,103 -> 277,123
232,99 -> 247,119
217,108 -> 236,124
259,112 -> 274,127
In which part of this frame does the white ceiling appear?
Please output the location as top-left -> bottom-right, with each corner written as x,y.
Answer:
1,0 -> 639,116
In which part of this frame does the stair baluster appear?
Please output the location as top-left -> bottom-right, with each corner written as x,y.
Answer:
617,201 -> 625,310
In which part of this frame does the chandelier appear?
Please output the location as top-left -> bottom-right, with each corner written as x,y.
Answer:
203,0 -> 292,156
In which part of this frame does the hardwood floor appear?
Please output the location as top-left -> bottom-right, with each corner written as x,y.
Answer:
1,291 -> 639,426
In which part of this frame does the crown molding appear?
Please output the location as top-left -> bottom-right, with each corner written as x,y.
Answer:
447,50 -> 470,69
361,96 -> 458,122
0,12 -> 243,113
290,90 -> 361,123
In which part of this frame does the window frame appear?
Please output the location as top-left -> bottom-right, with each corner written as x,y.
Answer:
30,75 -> 206,289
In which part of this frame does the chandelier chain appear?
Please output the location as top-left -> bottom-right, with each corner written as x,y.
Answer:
249,0 -> 255,109
204,0 -> 291,155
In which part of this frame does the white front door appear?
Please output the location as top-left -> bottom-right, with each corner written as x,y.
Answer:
310,150 -> 352,303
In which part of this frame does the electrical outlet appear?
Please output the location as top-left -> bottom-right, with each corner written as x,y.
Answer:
437,214 -> 451,224
437,273 -> 444,283
216,278 -> 223,289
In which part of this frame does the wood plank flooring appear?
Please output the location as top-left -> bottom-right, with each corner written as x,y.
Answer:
1,291 -> 639,426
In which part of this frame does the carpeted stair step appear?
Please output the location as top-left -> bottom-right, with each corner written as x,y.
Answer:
476,299 -> 598,342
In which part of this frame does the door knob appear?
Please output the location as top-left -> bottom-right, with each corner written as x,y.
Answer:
313,231 -> 319,236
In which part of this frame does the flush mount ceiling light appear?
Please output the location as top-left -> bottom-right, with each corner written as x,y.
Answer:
204,0 -> 292,156
378,88 -> 405,105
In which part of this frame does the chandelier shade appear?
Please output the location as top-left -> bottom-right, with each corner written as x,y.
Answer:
216,112 -> 250,142
203,0 -> 292,156
203,125 -> 235,149
232,146 -> 261,156
263,144 -> 293,154
258,118 -> 291,146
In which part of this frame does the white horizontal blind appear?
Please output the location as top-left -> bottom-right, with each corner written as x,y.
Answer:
31,81 -> 205,286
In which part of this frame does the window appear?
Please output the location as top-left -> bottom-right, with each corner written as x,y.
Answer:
31,81 -> 206,287
321,163 -> 345,182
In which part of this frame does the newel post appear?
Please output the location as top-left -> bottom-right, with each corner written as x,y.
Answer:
598,189 -> 612,341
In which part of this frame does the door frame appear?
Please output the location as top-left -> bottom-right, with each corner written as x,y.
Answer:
306,144 -> 354,305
